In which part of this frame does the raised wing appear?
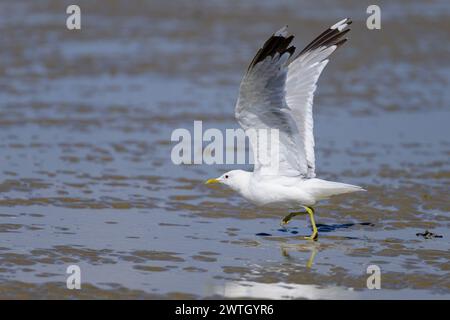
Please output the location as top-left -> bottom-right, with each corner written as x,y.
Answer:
286,18 -> 351,178
235,19 -> 351,177
235,27 -> 304,176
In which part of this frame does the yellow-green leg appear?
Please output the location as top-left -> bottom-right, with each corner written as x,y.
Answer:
280,211 -> 304,226
303,206 -> 318,241
280,206 -> 318,241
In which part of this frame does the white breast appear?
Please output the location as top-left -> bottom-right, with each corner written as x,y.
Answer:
242,175 -> 316,208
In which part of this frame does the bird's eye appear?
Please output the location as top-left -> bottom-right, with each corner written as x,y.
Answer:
225,175 -> 229,179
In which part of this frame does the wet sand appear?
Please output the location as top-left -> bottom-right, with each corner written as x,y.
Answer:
0,0 -> 449,299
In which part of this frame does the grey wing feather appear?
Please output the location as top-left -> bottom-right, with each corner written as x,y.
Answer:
235,19 -> 351,177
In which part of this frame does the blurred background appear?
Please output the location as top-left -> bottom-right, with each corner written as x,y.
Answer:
0,0 -> 449,299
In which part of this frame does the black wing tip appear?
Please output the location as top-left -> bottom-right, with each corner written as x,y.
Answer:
335,38 -> 348,48
334,18 -> 352,29
338,18 -> 352,26
247,27 -> 296,72
286,46 -> 296,56
247,18 -> 351,72
296,18 -> 351,57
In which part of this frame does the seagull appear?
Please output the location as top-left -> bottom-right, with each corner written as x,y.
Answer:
206,18 -> 365,240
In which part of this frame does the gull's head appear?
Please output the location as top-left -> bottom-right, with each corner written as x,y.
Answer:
205,170 -> 250,191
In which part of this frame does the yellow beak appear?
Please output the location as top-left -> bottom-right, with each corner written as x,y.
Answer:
205,178 -> 220,185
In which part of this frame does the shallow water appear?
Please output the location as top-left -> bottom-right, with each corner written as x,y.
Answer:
0,0 -> 449,299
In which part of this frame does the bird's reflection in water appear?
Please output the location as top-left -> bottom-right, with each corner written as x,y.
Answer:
281,243 -> 318,269
257,220 -> 374,268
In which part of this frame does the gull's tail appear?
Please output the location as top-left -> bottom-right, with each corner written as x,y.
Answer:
305,178 -> 366,200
